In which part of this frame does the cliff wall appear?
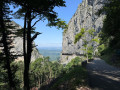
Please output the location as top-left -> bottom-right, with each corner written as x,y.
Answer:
61,0 -> 105,64
7,21 -> 43,62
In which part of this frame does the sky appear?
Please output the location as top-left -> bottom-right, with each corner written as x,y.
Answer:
11,0 -> 82,48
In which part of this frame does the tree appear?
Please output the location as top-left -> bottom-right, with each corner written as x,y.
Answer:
0,0 -> 18,89
15,61 -> 24,88
11,0 -> 67,89
0,54 -> 7,89
74,28 -> 99,60
98,0 -> 120,49
29,58 -> 64,89
30,58 -> 43,88
83,29 -> 99,60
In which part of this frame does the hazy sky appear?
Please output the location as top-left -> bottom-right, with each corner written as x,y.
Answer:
12,0 -> 82,48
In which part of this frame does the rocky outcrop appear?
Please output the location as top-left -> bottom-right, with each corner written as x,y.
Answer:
61,0 -> 105,64
9,21 -> 43,61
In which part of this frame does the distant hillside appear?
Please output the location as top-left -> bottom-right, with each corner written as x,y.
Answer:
38,47 -> 62,61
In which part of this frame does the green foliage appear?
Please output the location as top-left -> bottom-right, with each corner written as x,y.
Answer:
50,66 -> 87,90
74,28 -> 85,44
49,57 -> 87,90
97,44 -> 105,55
29,58 -> 64,88
63,28 -> 68,34
0,0 -> 20,89
0,61 -> 22,90
64,57 -> 83,73
101,50 -> 120,67
92,37 -> 100,43
11,0 -> 67,89
70,57 -> 82,66
100,54 -> 113,65
66,56 -> 68,60
82,40 -> 88,48
74,28 -> 97,60
98,0 -> 120,49
82,46 -> 94,59
87,29 -> 95,36
0,56 -> 87,90
74,28 -> 96,44
87,46 -> 94,59
82,29 -> 97,59
0,60 -> 7,89
48,18 -> 68,30
12,61 -> 24,89
96,0 -> 120,65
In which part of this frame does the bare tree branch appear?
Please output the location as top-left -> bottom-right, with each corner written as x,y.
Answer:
31,19 -> 41,28
31,14 -> 39,20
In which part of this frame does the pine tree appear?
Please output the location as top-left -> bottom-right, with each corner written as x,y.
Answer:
0,0 -> 18,89
11,0 -> 67,89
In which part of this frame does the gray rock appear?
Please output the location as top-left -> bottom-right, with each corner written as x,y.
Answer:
61,0 -> 106,63
1,21 -> 43,62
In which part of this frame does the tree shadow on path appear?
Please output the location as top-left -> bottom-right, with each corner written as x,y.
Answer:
87,58 -> 120,90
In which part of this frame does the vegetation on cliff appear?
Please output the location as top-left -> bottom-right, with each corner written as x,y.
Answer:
74,28 -> 99,60
74,28 -> 85,44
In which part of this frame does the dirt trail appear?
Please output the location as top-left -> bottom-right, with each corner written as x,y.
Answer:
87,58 -> 120,90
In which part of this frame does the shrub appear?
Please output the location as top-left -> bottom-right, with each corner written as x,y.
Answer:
74,28 -> 85,44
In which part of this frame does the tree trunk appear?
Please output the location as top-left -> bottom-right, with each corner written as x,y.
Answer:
86,46 -> 88,62
38,77 -> 41,88
23,12 -> 27,68
23,12 -> 27,90
24,9 -> 32,90
40,75 -> 42,85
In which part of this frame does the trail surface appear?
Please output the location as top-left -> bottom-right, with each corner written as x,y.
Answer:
87,58 -> 120,90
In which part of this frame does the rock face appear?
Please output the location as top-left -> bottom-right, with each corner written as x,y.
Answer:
10,21 -> 43,62
61,0 -> 105,64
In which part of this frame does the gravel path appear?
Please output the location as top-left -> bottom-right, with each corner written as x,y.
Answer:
87,58 -> 120,90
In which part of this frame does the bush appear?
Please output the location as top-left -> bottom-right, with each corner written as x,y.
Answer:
48,57 -> 87,90
49,65 -> 87,90
74,28 -> 85,44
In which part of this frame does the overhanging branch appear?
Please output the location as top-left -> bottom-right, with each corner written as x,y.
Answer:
31,19 -> 41,28
31,32 -> 42,41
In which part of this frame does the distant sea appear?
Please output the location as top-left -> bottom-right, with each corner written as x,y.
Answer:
38,47 -> 62,61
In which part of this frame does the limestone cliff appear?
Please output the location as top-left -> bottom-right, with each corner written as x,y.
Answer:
10,21 -> 43,61
61,0 -> 105,64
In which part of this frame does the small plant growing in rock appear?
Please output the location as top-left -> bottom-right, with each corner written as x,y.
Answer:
74,28 -> 85,44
